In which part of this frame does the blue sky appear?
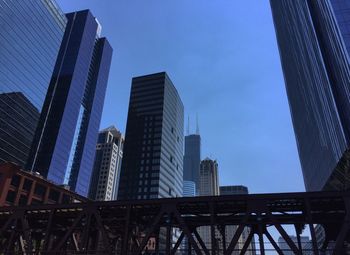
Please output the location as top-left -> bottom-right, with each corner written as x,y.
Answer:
57,0 -> 305,194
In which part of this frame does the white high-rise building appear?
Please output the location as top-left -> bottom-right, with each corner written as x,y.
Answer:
88,126 -> 124,201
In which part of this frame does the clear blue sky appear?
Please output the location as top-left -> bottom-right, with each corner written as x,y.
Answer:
57,0 -> 305,194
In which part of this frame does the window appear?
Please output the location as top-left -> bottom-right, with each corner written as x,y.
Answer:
10,174 -> 20,187
19,195 -> 28,206
49,189 -> 60,201
34,184 -> 46,198
22,179 -> 33,191
6,191 -> 16,204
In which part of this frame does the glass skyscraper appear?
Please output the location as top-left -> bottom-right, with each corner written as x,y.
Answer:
183,134 -> 201,193
270,0 -> 350,191
27,10 -> 113,196
183,180 -> 196,197
0,0 -> 66,166
118,72 -> 184,200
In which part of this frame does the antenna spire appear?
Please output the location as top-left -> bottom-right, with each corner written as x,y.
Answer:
187,115 -> 190,135
196,113 -> 200,135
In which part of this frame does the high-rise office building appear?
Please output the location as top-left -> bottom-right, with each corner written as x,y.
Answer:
27,10 -> 113,196
199,158 -> 219,196
198,157 -> 220,251
183,180 -> 196,197
118,72 -> 184,200
220,185 -> 256,255
278,236 -> 311,255
89,126 -> 124,201
270,0 -> 350,191
0,1 -> 66,166
0,93 -> 40,167
220,185 -> 248,195
183,134 -> 201,193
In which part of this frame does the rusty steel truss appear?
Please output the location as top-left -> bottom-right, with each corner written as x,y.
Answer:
0,191 -> 350,254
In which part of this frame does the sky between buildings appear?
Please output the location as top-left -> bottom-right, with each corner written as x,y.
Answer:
57,0 -> 305,194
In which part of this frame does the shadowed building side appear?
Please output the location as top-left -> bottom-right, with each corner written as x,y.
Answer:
0,1 -> 66,167
270,0 -> 350,191
183,134 -> 201,193
118,72 -> 184,200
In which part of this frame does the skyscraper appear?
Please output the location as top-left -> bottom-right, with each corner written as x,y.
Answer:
183,180 -> 196,197
220,185 -> 248,195
118,72 -> 184,200
0,93 -> 39,167
220,185 -> 256,255
89,126 -> 124,201
0,0 -> 66,166
183,134 -> 201,192
270,0 -> 350,191
199,158 -> 219,196
27,10 -> 113,196
198,157 -> 220,251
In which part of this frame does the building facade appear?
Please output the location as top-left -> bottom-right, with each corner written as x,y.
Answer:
198,158 -> 219,252
89,126 -> 124,201
183,134 -> 201,193
118,72 -> 184,200
0,0 -> 66,167
0,162 -> 88,206
220,185 -> 248,195
27,10 -> 113,197
220,185 -> 256,255
183,180 -> 196,197
270,0 -> 350,191
278,236 -> 311,255
199,158 -> 219,197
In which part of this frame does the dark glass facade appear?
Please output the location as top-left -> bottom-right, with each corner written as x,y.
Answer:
118,72 -> 184,200
27,10 -> 112,197
270,0 -> 350,191
183,134 -> 201,193
0,0 -> 66,166
219,185 -> 248,195
0,93 -> 40,166
330,0 -> 350,55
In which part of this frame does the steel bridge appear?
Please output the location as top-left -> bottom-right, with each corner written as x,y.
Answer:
0,191 -> 349,254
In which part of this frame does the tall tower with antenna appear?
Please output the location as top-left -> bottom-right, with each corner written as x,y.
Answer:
183,114 -> 201,193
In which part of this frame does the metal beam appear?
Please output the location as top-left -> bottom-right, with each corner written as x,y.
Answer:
170,231 -> 184,255
332,197 -> 350,255
264,229 -> 283,255
193,228 -> 210,255
0,191 -> 349,253
173,207 -> 203,255
225,220 -> 247,255
52,210 -> 85,251
133,208 -> 165,255
239,229 -> 254,255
